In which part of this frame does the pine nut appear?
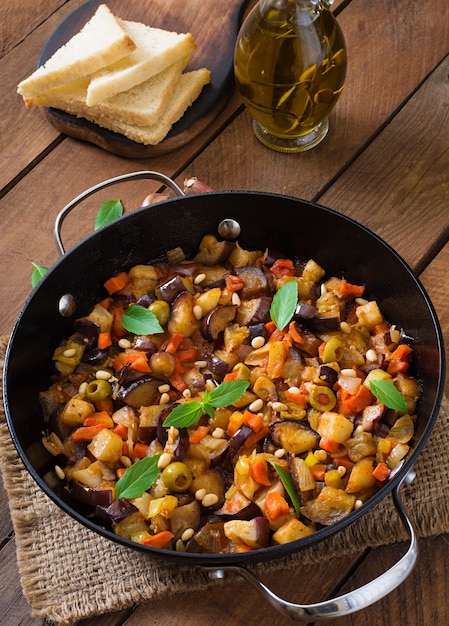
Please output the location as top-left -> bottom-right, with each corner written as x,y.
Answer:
251,336 -> 265,349
181,528 -> 195,542
271,401 -> 288,412
55,465 -> 65,480
212,427 -> 225,439
159,392 -> 170,405
78,381 -> 88,395
314,449 -> 328,462
194,273 -> 206,285
182,388 -> 192,399
232,292 -> 241,306
366,349 -> 377,362
202,493 -> 219,507
355,297 -> 368,305
157,452 -> 172,469
274,448 -> 286,458
96,369 -> 112,380
287,386 -> 301,395
337,465 -> 347,476
63,348 -> 76,358
354,499 -> 364,510
120,455 -> 132,468
195,488 -> 207,501
118,338 -> 132,349
340,321 -> 351,334
193,305 -> 203,320
158,383 -> 171,393
340,368 -> 357,377
249,398 -> 263,412
194,360 -> 208,369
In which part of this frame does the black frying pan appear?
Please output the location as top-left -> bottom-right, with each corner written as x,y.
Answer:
3,172 -> 445,619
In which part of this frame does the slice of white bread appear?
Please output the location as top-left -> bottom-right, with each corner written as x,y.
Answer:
17,5 -> 136,99
44,68 -> 211,145
24,56 -> 192,127
85,20 -> 197,106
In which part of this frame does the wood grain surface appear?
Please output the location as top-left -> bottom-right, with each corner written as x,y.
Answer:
37,0 -> 251,157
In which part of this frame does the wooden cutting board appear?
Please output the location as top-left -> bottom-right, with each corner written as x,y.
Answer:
38,0 -> 252,158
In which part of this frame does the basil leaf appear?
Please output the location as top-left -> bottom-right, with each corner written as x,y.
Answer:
207,380 -> 250,408
122,305 -> 164,335
163,401 -> 203,428
271,462 -> 300,516
115,453 -> 162,499
95,199 -> 123,230
31,262 -> 48,288
270,280 -> 298,330
370,379 -> 408,413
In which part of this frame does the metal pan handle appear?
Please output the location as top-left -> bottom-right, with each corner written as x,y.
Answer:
204,470 -> 417,621
54,170 -> 184,255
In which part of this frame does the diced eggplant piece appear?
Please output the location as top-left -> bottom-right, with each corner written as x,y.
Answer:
223,517 -> 270,549
133,336 -> 159,352
69,481 -> 113,507
190,469 -> 225,509
170,499 -> 201,541
248,323 -> 266,342
185,521 -> 233,553
318,365 -> 338,386
157,416 -> 190,460
235,266 -> 270,299
105,498 -> 139,522
138,405 -> 165,442
157,274 -> 194,303
156,404 -> 180,447
72,317 -> 101,344
168,291 -> 200,337
191,435 -> 229,468
281,347 -> 305,383
215,490 -> 262,520
117,375 -> 162,409
193,235 -> 235,266
82,346 -> 110,364
303,316 -> 341,332
201,305 -> 237,341
300,486 -> 356,525
271,421 -> 320,455
262,249 -> 285,266
135,294 -> 155,308
198,265 -> 230,288
293,302 -> 318,320
236,296 -> 272,326
296,328 -> 322,357
228,424 -> 253,452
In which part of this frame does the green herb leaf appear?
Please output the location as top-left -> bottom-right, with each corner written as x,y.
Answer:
370,379 -> 408,413
271,462 -> 300,516
163,380 -> 250,429
94,200 -> 123,230
31,262 -> 48,288
270,279 -> 298,330
163,402 -> 203,429
207,380 -> 250,408
115,453 -> 162,499
121,304 -> 164,335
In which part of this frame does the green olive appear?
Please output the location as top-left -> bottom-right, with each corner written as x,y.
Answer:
309,384 -> 337,411
149,300 -> 170,326
150,351 -> 176,378
322,337 -> 344,363
162,462 -> 193,492
85,378 -> 112,402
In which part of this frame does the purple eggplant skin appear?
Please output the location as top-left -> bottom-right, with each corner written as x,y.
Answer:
293,302 -> 318,320
206,353 -> 231,380
248,322 -> 266,342
228,424 -> 253,452
116,375 -> 163,409
200,305 -> 237,341
157,274 -> 192,303
236,295 -> 272,326
215,498 -> 262,521
69,481 -> 113,507
235,266 -> 270,299
105,498 -> 139,523
156,405 -> 189,460
302,316 -> 341,332
133,336 -> 159,353
318,364 -> 339,386
135,293 -> 155,308
72,317 -> 100,344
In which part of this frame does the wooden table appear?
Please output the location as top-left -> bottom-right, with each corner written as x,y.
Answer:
1,1 -> 448,624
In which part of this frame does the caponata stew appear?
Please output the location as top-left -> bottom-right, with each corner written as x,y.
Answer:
40,234 -> 420,553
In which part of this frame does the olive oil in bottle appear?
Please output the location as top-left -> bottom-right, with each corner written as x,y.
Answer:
234,0 -> 346,152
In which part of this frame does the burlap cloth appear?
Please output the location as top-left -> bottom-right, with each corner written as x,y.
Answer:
1,334 -> 448,625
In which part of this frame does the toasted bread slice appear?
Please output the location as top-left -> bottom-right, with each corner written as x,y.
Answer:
25,56 -> 191,127
17,5 -> 136,99
85,20 -> 197,106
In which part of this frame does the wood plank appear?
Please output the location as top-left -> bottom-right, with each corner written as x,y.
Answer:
0,540 -> 41,626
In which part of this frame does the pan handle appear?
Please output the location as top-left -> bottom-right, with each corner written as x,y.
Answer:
54,170 -> 185,255
203,470 -> 417,621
